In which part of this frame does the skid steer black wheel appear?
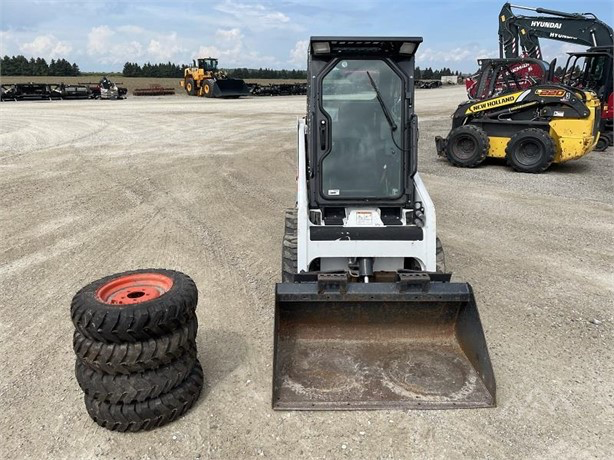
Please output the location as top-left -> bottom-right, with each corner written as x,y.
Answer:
84,360 -> 203,432
445,125 -> 489,167
71,269 -> 198,343
436,237 -> 446,273
594,135 -> 609,152
281,208 -> 297,282
506,128 -> 556,173
185,78 -> 196,96
76,345 -> 197,404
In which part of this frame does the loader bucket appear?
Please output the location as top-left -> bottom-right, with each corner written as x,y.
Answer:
211,78 -> 250,98
273,276 -> 496,410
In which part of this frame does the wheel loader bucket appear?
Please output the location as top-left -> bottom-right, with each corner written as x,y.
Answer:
273,275 -> 496,410
211,78 -> 250,98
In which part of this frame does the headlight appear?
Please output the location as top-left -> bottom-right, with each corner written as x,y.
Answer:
399,42 -> 417,55
312,42 -> 330,54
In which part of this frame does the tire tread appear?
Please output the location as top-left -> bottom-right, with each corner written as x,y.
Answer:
282,208 -> 298,282
445,125 -> 489,168
73,318 -> 197,374
505,128 -> 555,173
76,347 -> 197,404
84,361 -> 204,432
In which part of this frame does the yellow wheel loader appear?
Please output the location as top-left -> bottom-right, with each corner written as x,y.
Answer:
436,58 -> 601,173
273,37 -> 496,410
180,57 -> 250,98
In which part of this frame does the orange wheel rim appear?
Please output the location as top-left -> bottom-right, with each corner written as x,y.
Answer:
204,85 -> 210,93
96,273 -> 173,306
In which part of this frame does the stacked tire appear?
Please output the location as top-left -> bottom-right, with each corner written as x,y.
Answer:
71,269 -> 202,432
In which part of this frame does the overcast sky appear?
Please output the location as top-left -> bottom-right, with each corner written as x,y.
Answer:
1,0 -> 612,72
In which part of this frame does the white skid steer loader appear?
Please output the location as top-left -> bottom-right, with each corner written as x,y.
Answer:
273,37 -> 496,410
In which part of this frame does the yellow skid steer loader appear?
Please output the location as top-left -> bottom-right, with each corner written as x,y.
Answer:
436,58 -> 601,173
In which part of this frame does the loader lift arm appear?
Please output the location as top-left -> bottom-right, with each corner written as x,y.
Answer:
498,3 -> 613,59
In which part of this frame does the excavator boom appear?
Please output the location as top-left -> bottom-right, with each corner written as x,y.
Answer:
498,2 -> 613,59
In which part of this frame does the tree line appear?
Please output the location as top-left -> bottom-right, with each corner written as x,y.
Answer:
122,62 -> 186,78
415,67 -> 460,80
0,55 -> 80,76
0,55 -> 462,81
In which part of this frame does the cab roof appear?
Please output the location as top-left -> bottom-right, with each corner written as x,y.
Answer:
309,37 -> 422,57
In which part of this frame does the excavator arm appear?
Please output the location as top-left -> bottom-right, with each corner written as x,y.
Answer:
499,3 -> 613,59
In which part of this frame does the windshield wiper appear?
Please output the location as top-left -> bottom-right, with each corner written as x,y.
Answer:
366,71 -> 397,132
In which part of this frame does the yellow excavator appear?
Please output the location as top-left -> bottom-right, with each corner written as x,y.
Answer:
180,57 -> 250,98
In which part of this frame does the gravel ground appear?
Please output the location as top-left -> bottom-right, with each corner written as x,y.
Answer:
0,86 -> 612,459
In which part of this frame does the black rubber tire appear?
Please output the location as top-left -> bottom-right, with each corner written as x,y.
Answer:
594,135 -> 609,152
436,237 -> 446,274
185,78 -> 196,96
74,318 -> 197,374
71,268 -> 198,343
281,208 -> 297,282
84,360 -> 203,432
203,80 -> 214,98
76,346 -> 197,404
505,128 -> 556,173
445,125 -> 489,167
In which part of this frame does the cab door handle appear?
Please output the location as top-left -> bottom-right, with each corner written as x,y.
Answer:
319,120 -> 327,150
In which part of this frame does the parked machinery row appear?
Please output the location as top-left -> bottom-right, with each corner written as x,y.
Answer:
417,80 -> 443,89
0,77 -> 128,101
248,82 -> 307,96
181,56 -> 308,98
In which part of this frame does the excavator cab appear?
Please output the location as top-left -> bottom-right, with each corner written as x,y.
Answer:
273,37 -> 496,410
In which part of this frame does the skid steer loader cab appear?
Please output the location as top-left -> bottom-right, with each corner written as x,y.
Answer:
273,37 -> 496,411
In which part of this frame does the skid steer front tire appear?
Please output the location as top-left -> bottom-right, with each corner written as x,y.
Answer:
84,360 -> 203,432
71,269 -> 198,343
282,208 -> 298,282
505,128 -> 555,173
445,125 -> 489,168
436,237 -> 446,273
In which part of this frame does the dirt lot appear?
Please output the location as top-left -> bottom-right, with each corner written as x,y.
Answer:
0,86 -> 612,459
